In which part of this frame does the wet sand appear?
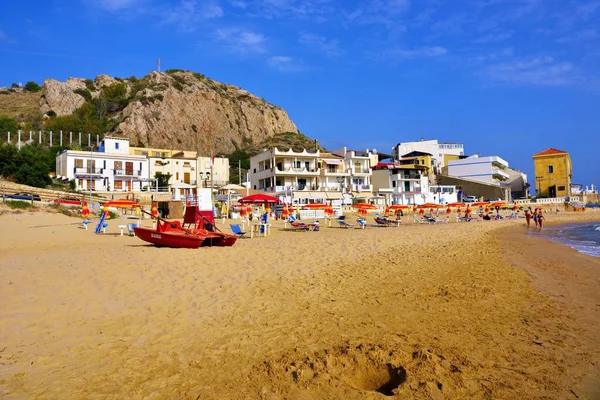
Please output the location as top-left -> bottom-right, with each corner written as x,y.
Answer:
0,209 -> 599,399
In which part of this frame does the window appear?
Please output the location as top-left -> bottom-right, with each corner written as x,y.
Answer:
155,152 -> 161,157
74,159 -> 83,168
392,181 -> 396,187
176,172 -> 179,180
558,186 -> 566,191
114,181 -> 122,190
548,165 -> 554,174
115,142 -> 120,150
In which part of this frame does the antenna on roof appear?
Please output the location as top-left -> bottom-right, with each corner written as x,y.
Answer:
157,58 -> 161,72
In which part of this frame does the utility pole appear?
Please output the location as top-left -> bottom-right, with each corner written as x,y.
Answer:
239,160 -> 241,185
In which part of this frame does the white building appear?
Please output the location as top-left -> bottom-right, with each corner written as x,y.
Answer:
447,155 -> 510,186
371,162 -> 457,205
392,139 -> 464,173
331,147 -> 378,195
56,137 -> 150,191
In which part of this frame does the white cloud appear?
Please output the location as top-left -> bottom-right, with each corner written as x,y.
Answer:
482,56 -> 576,86
375,46 -> 448,60
298,32 -> 345,57
473,31 -> 513,44
230,0 -> 247,8
556,28 -> 598,43
97,0 -> 146,11
346,0 -> 410,26
162,1 -> 224,31
267,55 -> 304,71
214,28 -> 267,54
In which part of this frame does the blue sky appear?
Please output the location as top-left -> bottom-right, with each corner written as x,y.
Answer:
1,0 -> 599,190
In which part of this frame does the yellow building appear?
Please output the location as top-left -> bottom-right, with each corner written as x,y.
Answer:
532,148 -> 572,198
398,151 -> 434,173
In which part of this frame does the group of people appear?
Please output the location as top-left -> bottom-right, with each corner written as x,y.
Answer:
524,207 -> 545,229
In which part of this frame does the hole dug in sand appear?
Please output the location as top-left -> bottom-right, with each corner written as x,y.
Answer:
352,362 -> 407,396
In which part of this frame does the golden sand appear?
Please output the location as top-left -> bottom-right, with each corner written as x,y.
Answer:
1,209 -> 599,399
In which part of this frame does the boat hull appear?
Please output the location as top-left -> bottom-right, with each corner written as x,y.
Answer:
134,227 -> 204,248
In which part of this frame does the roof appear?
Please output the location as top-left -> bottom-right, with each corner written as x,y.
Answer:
533,148 -> 569,157
402,151 -> 433,158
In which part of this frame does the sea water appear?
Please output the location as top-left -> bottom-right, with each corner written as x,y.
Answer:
538,222 -> 600,258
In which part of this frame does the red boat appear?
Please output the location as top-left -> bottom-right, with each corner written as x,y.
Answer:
134,220 -> 205,248
183,206 -> 238,247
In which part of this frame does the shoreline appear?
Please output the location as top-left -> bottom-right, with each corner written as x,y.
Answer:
0,210 -> 599,398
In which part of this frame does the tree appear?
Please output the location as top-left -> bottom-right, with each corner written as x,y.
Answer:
24,81 -> 41,92
0,117 -> 19,132
154,172 -> 172,191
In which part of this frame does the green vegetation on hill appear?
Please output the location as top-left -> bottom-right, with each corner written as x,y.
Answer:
0,143 -> 69,188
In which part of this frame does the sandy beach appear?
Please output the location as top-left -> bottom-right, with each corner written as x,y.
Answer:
1,209 -> 599,399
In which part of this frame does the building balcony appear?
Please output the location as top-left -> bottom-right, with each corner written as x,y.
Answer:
351,184 -> 372,192
114,169 -> 142,177
352,169 -> 371,176
74,168 -> 103,176
393,173 -> 421,181
492,168 -> 510,180
274,167 -> 320,175
323,169 -> 348,176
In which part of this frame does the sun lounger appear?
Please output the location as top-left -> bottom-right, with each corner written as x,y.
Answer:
289,221 -> 311,231
337,219 -> 355,228
412,214 -> 431,224
357,218 -> 367,229
374,217 -> 396,227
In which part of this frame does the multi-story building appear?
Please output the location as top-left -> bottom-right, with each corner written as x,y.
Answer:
504,167 -> 529,199
331,147 -> 378,194
56,137 -> 150,191
532,148 -> 572,197
392,139 -> 464,173
447,155 -> 509,186
130,146 -> 230,194
371,161 -> 458,205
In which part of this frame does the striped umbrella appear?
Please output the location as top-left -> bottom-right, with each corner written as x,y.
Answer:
81,201 -> 90,217
282,203 -> 289,218
151,202 -> 159,218
240,204 -> 247,217
103,204 -> 110,220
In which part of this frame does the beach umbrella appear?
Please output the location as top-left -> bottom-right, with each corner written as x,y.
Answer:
419,208 -> 425,215
81,201 -> 90,217
389,204 -> 409,211
240,204 -> 247,217
238,193 -> 280,204
282,203 -> 289,218
457,207 -> 462,213
103,204 -> 110,220
246,204 -> 253,216
484,206 -> 490,213
447,202 -> 466,207
352,203 -> 377,210
384,205 -> 390,214
412,205 -> 418,213
151,202 -> 158,218
471,201 -> 489,207
221,202 -> 228,217
302,203 -> 328,209
446,206 -> 452,214
418,203 -> 444,209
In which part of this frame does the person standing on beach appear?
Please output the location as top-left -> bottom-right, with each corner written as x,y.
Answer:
533,208 -> 540,228
525,207 -> 532,227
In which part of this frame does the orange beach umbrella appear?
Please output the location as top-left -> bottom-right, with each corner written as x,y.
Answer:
352,203 -> 377,210
81,201 -> 90,217
151,202 -> 159,217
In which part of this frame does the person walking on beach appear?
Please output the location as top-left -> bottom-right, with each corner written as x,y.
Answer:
537,211 -> 545,230
525,207 -> 532,227
533,208 -> 540,228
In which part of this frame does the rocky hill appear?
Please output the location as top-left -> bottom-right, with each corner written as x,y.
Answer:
1,70 -> 299,156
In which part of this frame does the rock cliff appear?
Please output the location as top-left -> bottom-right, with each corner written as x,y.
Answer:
37,70 -> 299,155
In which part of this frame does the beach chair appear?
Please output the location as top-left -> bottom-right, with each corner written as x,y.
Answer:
412,214 -> 430,224
230,224 -> 247,238
374,217 -> 395,227
289,221 -> 311,231
337,216 -> 355,228
356,218 -> 367,229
